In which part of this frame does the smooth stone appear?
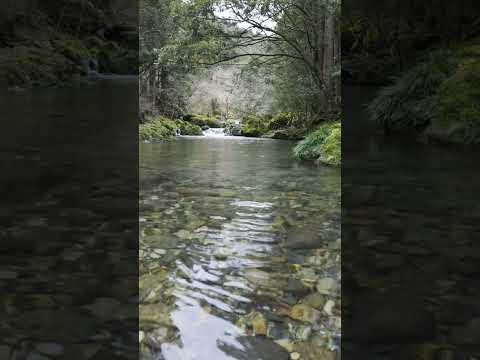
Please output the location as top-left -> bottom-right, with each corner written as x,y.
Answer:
35,343 -> 64,356
286,227 -> 322,249
0,346 -> 10,359
0,270 -> 18,279
218,335 -> 289,360
323,300 -> 335,315
289,304 -> 321,324
291,352 -> 301,360
316,278 -> 338,295
302,293 -> 327,310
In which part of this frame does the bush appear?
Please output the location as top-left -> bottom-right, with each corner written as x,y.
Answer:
174,120 -> 203,135
293,121 -> 341,166
368,49 -> 457,133
369,42 -> 480,144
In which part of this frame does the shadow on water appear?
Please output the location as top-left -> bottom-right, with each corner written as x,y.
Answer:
0,78 -> 139,358
140,137 -> 341,360
343,86 -> 480,359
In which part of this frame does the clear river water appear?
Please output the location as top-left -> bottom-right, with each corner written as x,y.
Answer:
140,135 -> 341,360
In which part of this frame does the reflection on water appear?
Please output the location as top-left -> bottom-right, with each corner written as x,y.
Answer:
140,137 -> 341,360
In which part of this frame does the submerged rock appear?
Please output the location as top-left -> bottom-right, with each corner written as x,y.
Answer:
218,335 -> 290,360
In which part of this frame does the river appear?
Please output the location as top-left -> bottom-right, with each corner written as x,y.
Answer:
140,136 -> 341,360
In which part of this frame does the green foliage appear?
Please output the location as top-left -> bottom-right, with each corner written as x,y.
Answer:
268,112 -> 297,130
369,43 -> 480,144
174,120 -> 203,135
429,58 -> 480,144
293,121 -> 341,165
139,117 -> 177,141
241,115 -> 269,137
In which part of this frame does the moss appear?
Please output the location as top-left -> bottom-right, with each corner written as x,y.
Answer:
139,117 -> 177,141
184,114 -> 223,128
225,121 -> 242,136
263,128 -> 305,140
293,121 -> 341,166
0,45 -> 76,86
174,120 -> 203,135
241,115 -> 268,137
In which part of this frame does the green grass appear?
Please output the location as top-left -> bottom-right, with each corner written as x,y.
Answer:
293,121 -> 341,166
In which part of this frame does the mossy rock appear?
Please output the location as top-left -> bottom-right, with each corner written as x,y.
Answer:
263,128 -> 305,140
139,117 -> 178,141
241,115 -> 268,137
184,114 -> 223,128
225,121 -> 242,136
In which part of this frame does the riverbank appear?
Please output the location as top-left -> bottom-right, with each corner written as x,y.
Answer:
0,2 -> 137,89
342,11 -> 480,146
140,114 -> 342,166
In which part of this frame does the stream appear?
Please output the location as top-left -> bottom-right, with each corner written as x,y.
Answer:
139,135 -> 341,360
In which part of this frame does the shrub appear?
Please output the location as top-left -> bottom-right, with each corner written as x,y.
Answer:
368,43 -> 480,144
294,121 -> 341,166
139,117 -> 177,141
174,120 -> 203,135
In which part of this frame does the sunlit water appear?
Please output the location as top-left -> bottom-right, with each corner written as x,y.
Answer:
140,136 -> 341,360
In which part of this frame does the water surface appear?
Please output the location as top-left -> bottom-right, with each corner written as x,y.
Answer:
140,136 -> 341,360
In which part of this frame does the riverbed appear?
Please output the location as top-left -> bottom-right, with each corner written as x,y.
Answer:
140,136 -> 341,360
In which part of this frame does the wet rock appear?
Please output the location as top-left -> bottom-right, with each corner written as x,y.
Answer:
323,300 -> 335,315
347,292 -> 435,343
294,342 -> 337,360
289,304 -> 321,324
291,352 -> 301,360
14,309 -> 98,342
287,279 -> 311,297
35,343 -> 64,356
218,335 -> 289,360
0,346 -> 10,359
450,317 -> 480,344
316,278 -> 338,295
140,303 -> 172,331
286,227 -> 321,249
0,270 -> 18,279
239,311 -> 268,335
174,229 -> 192,239
302,293 -> 327,310
26,352 -> 50,360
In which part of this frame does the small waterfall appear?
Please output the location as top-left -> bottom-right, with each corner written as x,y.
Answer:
175,128 -> 181,136
203,128 -> 225,137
